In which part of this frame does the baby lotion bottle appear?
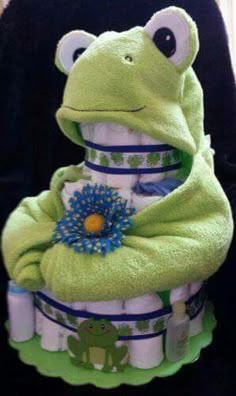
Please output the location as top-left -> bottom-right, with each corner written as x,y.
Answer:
189,282 -> 204,336
7,280 -> 35,342
165,301 -> 190,362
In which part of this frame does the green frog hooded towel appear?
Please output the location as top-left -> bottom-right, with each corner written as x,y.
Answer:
2,6 -> 233,305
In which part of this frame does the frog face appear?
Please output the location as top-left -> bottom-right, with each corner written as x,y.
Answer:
55,6 -> 203,167
78,318 -> 118,347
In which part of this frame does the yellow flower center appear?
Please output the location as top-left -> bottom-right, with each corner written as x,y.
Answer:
84,213 -> 105,234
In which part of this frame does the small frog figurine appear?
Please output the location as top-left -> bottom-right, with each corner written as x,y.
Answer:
67,318 -> 128,372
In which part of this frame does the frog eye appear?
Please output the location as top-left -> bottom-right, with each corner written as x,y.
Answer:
88,323 -> 93,329
55,30 -> 96,75
144,7 -> 199,72
100,323 -> 106,330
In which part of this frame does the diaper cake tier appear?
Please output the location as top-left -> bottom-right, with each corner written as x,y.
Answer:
2,6 -> 233,388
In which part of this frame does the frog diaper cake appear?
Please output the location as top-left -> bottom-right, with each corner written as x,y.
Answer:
2,6 -> 233,388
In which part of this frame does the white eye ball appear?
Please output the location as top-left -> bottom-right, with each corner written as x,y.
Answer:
144,8 -> 195,69
56,31 -> 95,74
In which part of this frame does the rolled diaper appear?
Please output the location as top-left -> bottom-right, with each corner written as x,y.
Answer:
106,124 -> 141,146
90,168 -> 107,185
61,301 -> 87,351
132,193 -> 161,212
81,122 -> 107,184
61,179 -> 92,210
92,123 -> 109,146
80,122 -> 94,142
41,316 -> 66,351
35,308 -> 44,336
41,291 -> 68,351
189,282 -> 204,336
87,299 -> 123,314
106,124 -> 141,189
125,293 -> 164,369
139,134 -> 166,183
115,188 -> 132,208
72,301 -> 87,323
106,174 -> 138,189
165,169 -> 180,179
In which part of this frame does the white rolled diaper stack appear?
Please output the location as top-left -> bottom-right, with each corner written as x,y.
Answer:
132,194 -> 162,212
106,125 -> 141,189
40,291 -> 69,351
82,123 -> 108,185
115,188 -> 132,208
35,308 -> 44,336
125,293 -> 164,369
71,301 -> 87,325
60,301 -> 87,351
41,316 -> 65,351
82,123 -> 142,188
139,134 -> 179,183
57,121 -> 190,367
140,134 -> 166,183
189,282 -> 204,336
79,122 -> 182,214
62,179 -> 93,210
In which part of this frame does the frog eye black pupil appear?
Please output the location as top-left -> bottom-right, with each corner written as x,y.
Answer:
153,27 -> 176,58
101,324 -> 105,329
89,323 -> 93,328
73,47 -> 86,62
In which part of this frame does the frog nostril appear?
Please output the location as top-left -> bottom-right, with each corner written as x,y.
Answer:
125,55 -> 133,62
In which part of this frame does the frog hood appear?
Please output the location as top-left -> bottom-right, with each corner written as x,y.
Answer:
2,7 -> 233,303
56,6 -> 203,158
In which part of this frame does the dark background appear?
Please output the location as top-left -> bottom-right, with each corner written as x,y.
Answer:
0,0 -> 235,395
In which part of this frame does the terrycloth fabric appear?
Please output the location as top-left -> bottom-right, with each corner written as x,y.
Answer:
1,7 -> 233,302
2,144 -> 233,301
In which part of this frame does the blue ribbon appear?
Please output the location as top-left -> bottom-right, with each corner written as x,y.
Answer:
34,285 -> 206,341
84,140 -> 174,153
85,160 -> 182,175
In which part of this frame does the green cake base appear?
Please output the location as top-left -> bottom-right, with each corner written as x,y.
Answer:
8,302 -> 216,389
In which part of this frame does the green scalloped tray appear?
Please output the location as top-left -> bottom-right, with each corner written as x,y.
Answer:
8,302 -> 216,389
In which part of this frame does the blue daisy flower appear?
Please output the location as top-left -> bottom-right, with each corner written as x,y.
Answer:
53,184 -> 135,256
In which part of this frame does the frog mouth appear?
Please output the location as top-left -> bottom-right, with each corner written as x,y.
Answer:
87,330 -> 110,336
63,105 -> 146,113
56,103 -> 196,156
